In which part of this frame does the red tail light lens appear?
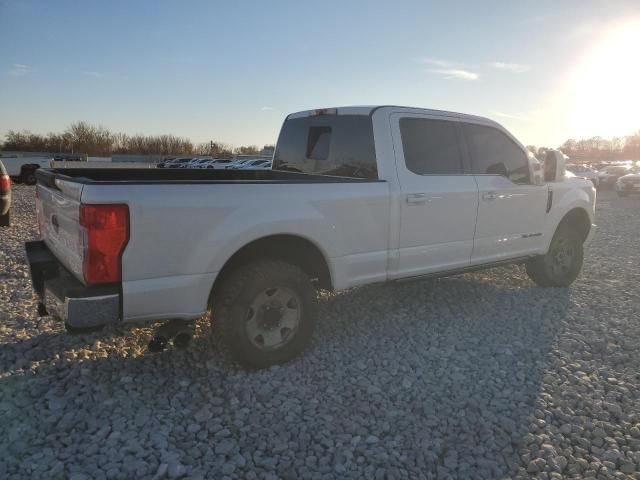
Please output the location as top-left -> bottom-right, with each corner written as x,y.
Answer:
0,174 -> 10,192
80,204 -> 129,285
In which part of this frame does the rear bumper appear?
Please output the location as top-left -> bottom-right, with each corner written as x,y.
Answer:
0,194 -> 9,215
25,240 -> 121,329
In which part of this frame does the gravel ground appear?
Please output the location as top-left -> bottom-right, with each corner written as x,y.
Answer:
1,185 -> 640,480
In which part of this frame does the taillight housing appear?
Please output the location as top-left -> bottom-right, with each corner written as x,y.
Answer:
0,174 -> 10,193
79,204 -> 129,285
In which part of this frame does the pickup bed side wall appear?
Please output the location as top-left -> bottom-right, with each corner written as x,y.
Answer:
80,182 -> 391,322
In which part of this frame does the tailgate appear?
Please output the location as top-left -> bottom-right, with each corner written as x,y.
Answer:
36,174 -> 85,282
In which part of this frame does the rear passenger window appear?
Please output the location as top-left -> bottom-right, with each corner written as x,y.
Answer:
464,124 -> 529,184
399,118 -> 463,175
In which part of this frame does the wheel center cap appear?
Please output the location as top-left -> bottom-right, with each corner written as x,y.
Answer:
260,305 -> 283,330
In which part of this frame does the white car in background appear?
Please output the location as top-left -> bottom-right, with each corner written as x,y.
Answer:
566,165 -> 599,187
225,158 -> 256,169
161,157 -> 196,169
241,159 -> 272,170
615,172 -> 640,197
198,159 -> 234,169
598,164 -> 633,189
187,158 -> 214,168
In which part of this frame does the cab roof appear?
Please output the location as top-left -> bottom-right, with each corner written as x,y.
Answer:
287,105 -> 499,126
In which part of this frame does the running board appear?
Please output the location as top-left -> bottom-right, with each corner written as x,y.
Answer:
392,256 -> 536,284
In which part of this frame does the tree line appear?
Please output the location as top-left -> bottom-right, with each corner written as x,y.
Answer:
1,121 -> 271,158
4,121 -> 639,162
527,129 -> 640,162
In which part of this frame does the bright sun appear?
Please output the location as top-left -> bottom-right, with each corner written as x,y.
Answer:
570,21 -> 640,139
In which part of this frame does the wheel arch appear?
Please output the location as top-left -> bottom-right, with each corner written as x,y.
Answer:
555,207 -> 591,244
210,234 -> 333,303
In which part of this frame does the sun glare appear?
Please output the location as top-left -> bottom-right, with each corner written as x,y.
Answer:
570,22 -> 640,139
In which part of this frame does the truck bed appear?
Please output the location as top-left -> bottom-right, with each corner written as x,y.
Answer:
36,168 -> 382,186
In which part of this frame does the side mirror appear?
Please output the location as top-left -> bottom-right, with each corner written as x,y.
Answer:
528,153 -> 544,185
543,150 -> 566,182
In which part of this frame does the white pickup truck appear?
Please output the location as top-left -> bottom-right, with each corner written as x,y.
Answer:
26,106 -> 596,368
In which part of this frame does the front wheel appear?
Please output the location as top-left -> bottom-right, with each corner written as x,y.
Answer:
0,210 -> 9,227
211,260 -> 317,369
526,226 -> 584,287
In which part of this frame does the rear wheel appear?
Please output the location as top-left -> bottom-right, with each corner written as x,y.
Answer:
526,225 -> 583,287
0,210 -> 9,227
211,260 -> 317,369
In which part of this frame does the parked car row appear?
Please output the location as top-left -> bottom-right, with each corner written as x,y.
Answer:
158,156 -> 272,170
566,161 -> 640,195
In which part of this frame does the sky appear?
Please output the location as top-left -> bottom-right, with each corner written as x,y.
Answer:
1,0 -> 639,149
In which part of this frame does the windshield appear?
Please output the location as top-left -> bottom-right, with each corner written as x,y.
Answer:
272,114 -> 378,179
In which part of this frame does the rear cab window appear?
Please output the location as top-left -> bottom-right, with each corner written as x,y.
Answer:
399,117 -> 464,175
272,114 -> 378,179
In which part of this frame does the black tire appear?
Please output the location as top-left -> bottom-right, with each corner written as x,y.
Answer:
526,225 -> 584,287
211,260 -> 317,369
0,210 -> 9,227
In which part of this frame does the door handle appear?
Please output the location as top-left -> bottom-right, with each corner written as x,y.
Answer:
482,191 -> 499,201
406,193 -> 429,205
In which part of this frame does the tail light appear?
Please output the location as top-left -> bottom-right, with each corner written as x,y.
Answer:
80,204 -> 129,285
0,174 -> 10,193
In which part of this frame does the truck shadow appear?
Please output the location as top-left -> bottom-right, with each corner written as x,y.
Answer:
1,266 -> 571,478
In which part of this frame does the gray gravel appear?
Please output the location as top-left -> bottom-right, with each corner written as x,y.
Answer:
2,185 -> 640,479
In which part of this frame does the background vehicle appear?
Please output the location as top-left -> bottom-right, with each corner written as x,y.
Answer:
0,156 -> 52,184
187,158 -> 213,168
225,158 -> 254,169
202,159 -> 234,169
598,165 -> 633,189
616,172 -> 640,196
26,106 -> 596,369
163,157 -> 196,168
566,164 -> 599,187
241,159 -> 272,170
157,157 -> 175,168
0,160 -> 11,226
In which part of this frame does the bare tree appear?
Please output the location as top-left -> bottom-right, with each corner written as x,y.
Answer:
0,123 -> 266,158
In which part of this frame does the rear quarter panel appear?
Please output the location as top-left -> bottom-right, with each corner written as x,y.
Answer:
80,181 -> 391,322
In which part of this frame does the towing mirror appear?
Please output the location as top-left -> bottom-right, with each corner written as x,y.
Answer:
544,150 -> 567,182
528,153 -> 544,185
